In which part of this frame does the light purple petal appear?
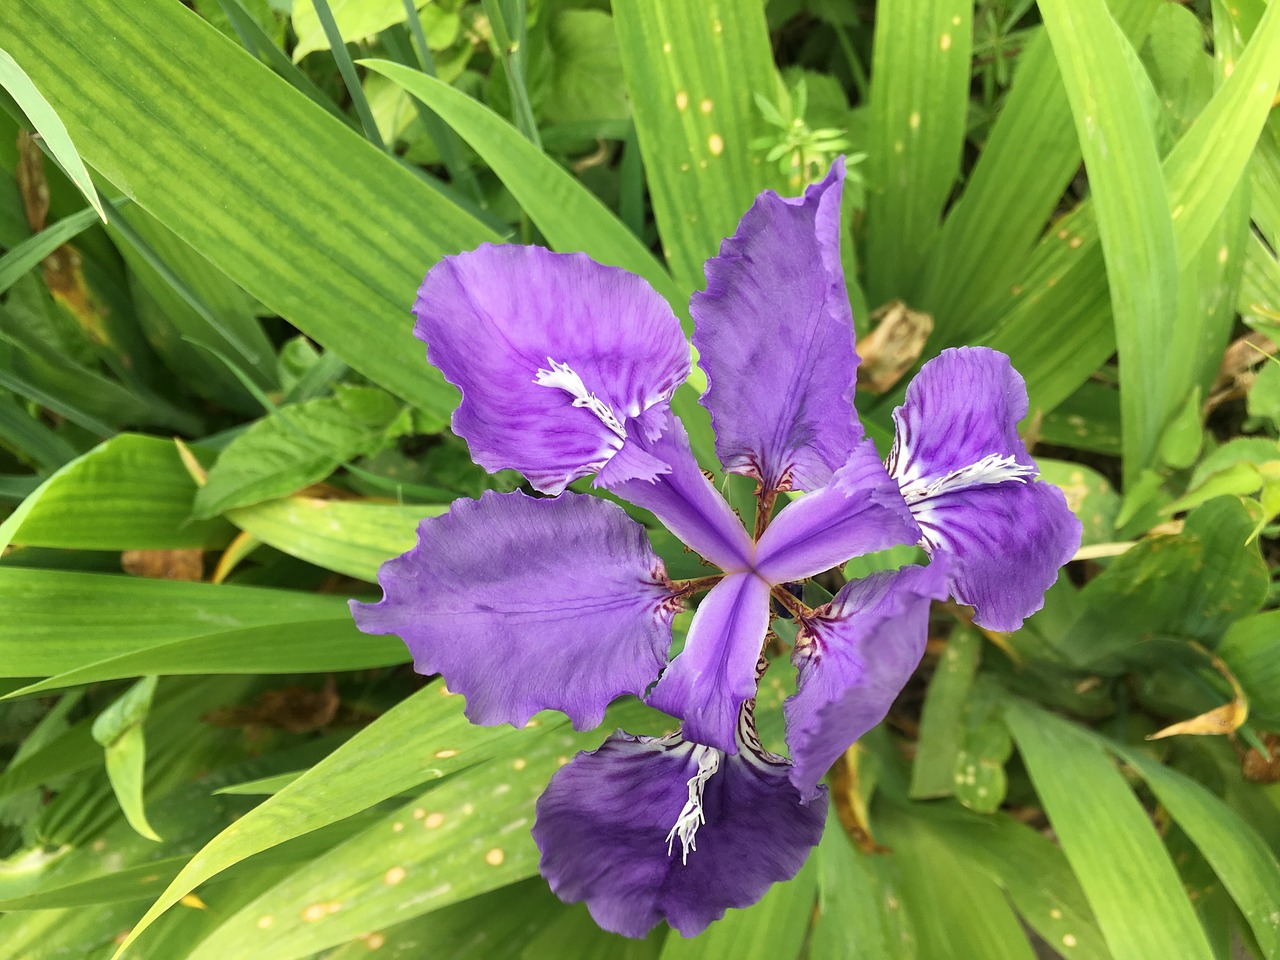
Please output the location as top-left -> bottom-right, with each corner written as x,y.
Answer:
351,490 -> 678,731
785,562 -> 949,802
645,572 -> 771,753
753,440 -> 920,584
691,157 -> 860,494
415,244 -> 691,495
912,482 -> 1079,632
533,726 -> 826,938
887,347 -> 1081,631
604,410 -> 755,572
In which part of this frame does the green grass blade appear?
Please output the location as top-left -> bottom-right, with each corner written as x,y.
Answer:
1036,0 -> 1178,486
862,0 -> 973,307
0,204 -> 100,294
0,0 -> 497,420
311,0 -> 385,150
1005,700 -> 1215,960
0,47 -> 107,221
612,0 -> 782,293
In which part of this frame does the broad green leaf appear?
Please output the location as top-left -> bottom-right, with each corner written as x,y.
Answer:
359,61 -> 683,313
1217,610 -> 1280,724
909,625 -> 980,799
228,496 -> 445,580
183,714 -> 648,960
0,568 -> 395,680
915,0 -> 1158,340
926,812 -> 1110,960
544,11 -> 630,125
114,685 -> 600,957
1037,0 -> 1178,485
0,48 -> 106,220
92,677 -> 161,842
6,434 -> 233,551
862,0 -> 972,306
195,386 -> 408,518
612,0 -> 782,293
1113,745 -> 1280,956
291,0 -> 427,61
658,856 -> 817,960
811,822 -> 915,960
0,0 -> 496,420
1004,700 -> 1216,960
879,805 -> 1038,960
1060,498 -> 1269,666
1038,459 -> 1121,547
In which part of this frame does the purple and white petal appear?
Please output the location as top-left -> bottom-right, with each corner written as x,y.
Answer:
690,158 -> 861,494
887,347 -> 1081,631
604,410 -> 755,572
416,244 -> 690,494
534,722 -> 826,938
351,490 -> 678,731
753,440 -> 920,584
646,572 -> 771,753
785,562 -> 949,802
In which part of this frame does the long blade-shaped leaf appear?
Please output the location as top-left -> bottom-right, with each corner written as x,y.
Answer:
0,0 -> 497,419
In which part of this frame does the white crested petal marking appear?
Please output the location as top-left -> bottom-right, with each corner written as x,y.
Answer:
665,744 -> 721,865
889,432 -> 1038,505
534,358 -> 628,440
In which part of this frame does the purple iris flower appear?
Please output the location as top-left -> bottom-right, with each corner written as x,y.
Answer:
351,158 -> 1081,938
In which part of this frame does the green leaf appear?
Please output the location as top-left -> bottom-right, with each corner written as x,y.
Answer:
544,11 -> 629,125
181,711 -> 654,960
862,0 -> 972,306
0,47 -> 107,220
909,624 -> 980,799
6,434 -> 233,551
878,805 -> 1038,960
114,685 -> 590,956
292,0 -> 426,62
0,568 -> 399,682
92,677 -> 161,842
1112,745 -> 1280,956
612,0 -> 782,293
1004,699 -> 1216,960
1037,0 -> 1178,486
811,823 -> 915,960
1061,497 -> 1270,666
1217,610 -> 1280,725
0,0 -> 497,420
228,496 -> 446,580
1038,459 -> 1121,548
195,386 -> 407,518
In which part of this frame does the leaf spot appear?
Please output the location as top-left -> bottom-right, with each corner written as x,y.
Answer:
424,812 -> 445,829
676,91 -> 689,111
708,134 -> 725,156
486,847 -> 506,866
384,866 -> 406,885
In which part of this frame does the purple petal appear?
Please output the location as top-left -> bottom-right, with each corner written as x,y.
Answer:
785,563 -> 949,801
691,158 -> 860,494
533,725 -> 826,938
351,490 -> 678,731
753,440 -> 920,584
604,410 -> 755,572
887,348 -> 1081,630
645,572 -> 771,753
416,244 -> 690,495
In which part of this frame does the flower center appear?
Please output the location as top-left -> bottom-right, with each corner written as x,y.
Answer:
665,744 -> 721,865
895,451 -> 1037,504
533,358 -> 627,440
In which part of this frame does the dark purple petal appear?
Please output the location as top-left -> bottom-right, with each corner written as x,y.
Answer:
912,481 -> 1079,632
415,244 -> 690,495
753,440 -> 920,584
785,563 -> 949,801
351,490 -> 678,731
887,347 -> 1081,630
690,158 -> 860,494
533,726 -> 826,938
604,410 -> 755,572
645,572 -> 770,753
